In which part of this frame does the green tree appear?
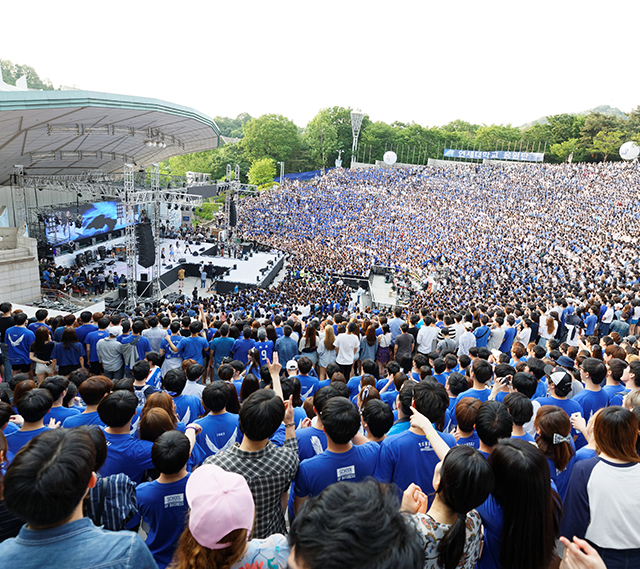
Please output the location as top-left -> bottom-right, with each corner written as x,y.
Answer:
209,142 -> 252,182
441,119 -> 480,137
549,138 -> 581,162
161,150 -> 216,177
590,130 -> 625,162
360,120 -> 396,163
213,113 -> 252,139
474,124 -> 522,151
304,109 -> 338,170
241,114 -> 300,164
0,59 -> 54,90
546,114 -> 584,145
248,157 -> 276,186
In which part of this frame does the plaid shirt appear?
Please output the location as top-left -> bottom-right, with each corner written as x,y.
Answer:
204,438 -> 299,539
85,473 -> 138,531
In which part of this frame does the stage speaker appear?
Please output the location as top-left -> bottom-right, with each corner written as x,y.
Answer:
192,251 -> 198,257
140,273 -> 148,282
178,257 -> 187,263
195,241 -> 201,246
98,245 -> 106,258
135,223 -> 156,268
118,285 -> 127,299
137,280 -> 153,298
229,200 -> 237,227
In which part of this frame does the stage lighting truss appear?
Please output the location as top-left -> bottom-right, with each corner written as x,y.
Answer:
46,124 -> 184,150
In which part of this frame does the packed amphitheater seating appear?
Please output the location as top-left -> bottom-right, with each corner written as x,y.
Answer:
1,162 -> 639,569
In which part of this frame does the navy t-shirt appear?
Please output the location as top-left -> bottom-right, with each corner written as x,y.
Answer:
51,342 -> 84,367
137,475 -> 190,569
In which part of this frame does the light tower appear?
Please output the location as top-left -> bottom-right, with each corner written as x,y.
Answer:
350,109 -> 364,168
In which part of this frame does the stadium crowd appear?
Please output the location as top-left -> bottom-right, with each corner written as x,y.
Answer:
1,161 -> 640,569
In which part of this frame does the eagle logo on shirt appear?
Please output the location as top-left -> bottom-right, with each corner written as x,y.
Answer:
9,334 -> 25,347
301,386 -> 314,399
205,428 -> 237,455
181,407 -> 191,424
311,436 -> 324,456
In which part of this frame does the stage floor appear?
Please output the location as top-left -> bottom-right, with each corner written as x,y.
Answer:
54,237 -> 284,287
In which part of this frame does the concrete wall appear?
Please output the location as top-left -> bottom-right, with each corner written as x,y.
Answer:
0,227 -> 41,302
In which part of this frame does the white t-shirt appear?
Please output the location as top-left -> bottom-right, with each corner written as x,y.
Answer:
334,333 -> 360,365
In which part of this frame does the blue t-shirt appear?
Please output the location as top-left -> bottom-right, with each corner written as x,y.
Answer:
178,336 -> 209,365
173,394 -> 204,424
51,342 -> 84,367
28,322 -> 52,335
254,340 -> 274,367
386,417 -> 411,437
208,336 -> 234,365
44,405 -> 80,425
194,412 -> 241,457
511,432 -> 535,443
610,389 -> 629,407
381,390 -> 398,410
75,323 -> 98,345
137,475 -> 190,569
499,327 -> 517,353
374,429 -> 456,498
456,430 -> 480,449
85,330 -> 110,363
62,410 -> 105,429
547,453 -> 576,501
161,335 -> 184,361
533,380 -> 548,400
295,442 -> 380,498
452,387 -> 491,425
296,426 -> 327,461
6,326 -> 35,365
230,338 -> 256,365
477,494 -> 503,569
575,446 -> 597,463
346,376 -> 363,398
100,431 -> 154,484
572,389 -> 609,421
297,375 -> 319,400
602,383 -> 625,403
5,426 -> 49,455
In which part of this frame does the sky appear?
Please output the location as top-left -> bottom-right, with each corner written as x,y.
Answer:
2,0 -> 639,129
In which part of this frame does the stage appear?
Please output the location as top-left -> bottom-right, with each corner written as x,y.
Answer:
54,237 -> 285,297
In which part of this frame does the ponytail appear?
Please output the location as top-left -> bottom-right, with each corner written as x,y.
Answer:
437,513 -> 467,569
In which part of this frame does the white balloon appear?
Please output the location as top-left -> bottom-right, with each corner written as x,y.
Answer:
383,151 -> 397,165
620,141 -> 640,161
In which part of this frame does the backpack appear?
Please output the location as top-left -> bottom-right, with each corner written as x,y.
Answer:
121,335 -> 141,369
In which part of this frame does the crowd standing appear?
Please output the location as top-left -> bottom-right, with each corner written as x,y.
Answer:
1,162 -> 640,569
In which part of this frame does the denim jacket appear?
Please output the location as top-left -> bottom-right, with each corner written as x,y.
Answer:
0,517 -> 157,569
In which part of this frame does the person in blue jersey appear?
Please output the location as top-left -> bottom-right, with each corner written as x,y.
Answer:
0,428 -> 157,569
401,445 -> 494,569
475,400 -> 513,459
254,326 -> 274,368
476,439 -> 561,569
454,397 -> 481,449
361,398 -> 394,443
451,358 -> 493,426
5,312 -> 35,377
5,388 -> 52,456
144,351 -> 162,389
602,357 -> 628,402
163,369 -> 204,425
499,315 -> 517,354
432,358 -> 448,386
610,360 -> 640,406
374,379 -> 455,499
160,321 -> 185,376
195,381 -> 241,458
295,356 -> 320,401
84,318 -> 110,376
296,386 -> 338,461
387,379 -> 416,436
503,392 -> 535,442
534,405 -> 576,501
473,315 -> 491,349
74,311 -> 97,346
574,357 -> 609,421
167,320 -> 208,366
41,375 -> 80,425
62,375 -> 112,428
97,389 -> 154,484
137,431 -> 193,569
230,326 -> 256,365
245,347 -> 262,379
561,407 -> 640,569
346,358 -> 377,398
294,396 -> 379,514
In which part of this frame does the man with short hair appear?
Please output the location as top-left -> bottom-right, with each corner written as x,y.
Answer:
0,301 -> 15,378
195,381 -> 240,458
275,325 -> 298,366
85,318 -> 110,375
141,316 -> 167,353
574,357 -> 609,420
5,312 -> 35,377
296,356 -> 319,400
334,322 -> 360,379
293,397 -> 379,513
203,358 -> 298,539
96,325 -> 125,380
231,326 -> 256,365
0,428 -> 156,568
5,388 -> 52,456
475,400 -> 513,458
42,375 -> 80,424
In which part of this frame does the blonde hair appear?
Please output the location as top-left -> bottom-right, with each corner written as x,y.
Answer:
623,389 -> 640,410
323,325 -> 336,351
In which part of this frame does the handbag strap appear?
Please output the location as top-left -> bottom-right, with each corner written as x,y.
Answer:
95,477 -> 108,526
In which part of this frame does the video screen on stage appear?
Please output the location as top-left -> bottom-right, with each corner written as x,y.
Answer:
44,201 -> 136,245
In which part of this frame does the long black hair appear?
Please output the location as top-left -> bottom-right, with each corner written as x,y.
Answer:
436,445 -> 494,569
489,438 -> 562,569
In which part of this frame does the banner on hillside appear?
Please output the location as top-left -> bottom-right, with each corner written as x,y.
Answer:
443,149 -> 544,162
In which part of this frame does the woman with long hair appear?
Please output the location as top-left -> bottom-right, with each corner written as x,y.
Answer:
245,348 -> 261,379
538,311 -> 559,347
402,445 -> 494,569
171,464 -> 288,569
299,325 -> 318,367
29,326 -> 55,385
561,406 -> 640,568
376,324 -> 392,377
51,327 -> 84,377
359,325 -> 378,373
239,373 -> 259,404
534,405 -> 576,500
317,324 -> 336,381
477,438 -> 561,569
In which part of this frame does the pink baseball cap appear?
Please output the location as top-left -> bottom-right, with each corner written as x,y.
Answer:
185,464 -> 255,549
